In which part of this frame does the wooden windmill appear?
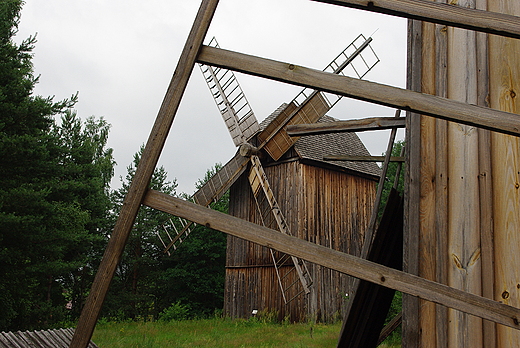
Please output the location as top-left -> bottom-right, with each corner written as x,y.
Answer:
157,35 -> 380,321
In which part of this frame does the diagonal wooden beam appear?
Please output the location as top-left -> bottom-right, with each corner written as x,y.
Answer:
69,1 -> 220,347
196,46 -> 520,137
311,0 -> 520,40
286,117 -> 406,136
143,189 -> 520,331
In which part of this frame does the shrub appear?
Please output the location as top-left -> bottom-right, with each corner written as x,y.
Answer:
158,301 -> 191,321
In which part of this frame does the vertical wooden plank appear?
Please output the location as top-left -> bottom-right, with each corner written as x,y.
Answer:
70,2 -> 220,347
434,3 -> 449,345
446,1 -> 483,344
418,19 -> 437,348
403,17 -> 422,348
475,1 -> 496,346
488,1 -> 520,346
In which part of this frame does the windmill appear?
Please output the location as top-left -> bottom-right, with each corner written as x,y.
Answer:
158,34 -> 379,315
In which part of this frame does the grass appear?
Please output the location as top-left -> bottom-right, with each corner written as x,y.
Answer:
92,317 -> 401,348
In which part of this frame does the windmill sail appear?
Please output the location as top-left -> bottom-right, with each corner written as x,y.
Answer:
192,151 -> 249,207
199,37 -> 260,147
168,34 -> 379,254
157,217 -> 196,256
258,34 -> 379,161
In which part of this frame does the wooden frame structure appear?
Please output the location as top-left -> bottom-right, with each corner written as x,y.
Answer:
70,1 -> 520,347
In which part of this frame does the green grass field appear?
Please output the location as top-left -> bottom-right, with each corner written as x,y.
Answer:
92,318 -> 401,348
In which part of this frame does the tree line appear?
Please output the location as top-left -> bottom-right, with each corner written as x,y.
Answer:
0,0 -> 227,331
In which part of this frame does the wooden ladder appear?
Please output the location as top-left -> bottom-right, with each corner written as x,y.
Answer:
248,155 -> 312,304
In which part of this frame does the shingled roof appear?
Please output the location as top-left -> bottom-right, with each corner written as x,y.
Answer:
259,104 -> 381,179
0,328 -> 99,348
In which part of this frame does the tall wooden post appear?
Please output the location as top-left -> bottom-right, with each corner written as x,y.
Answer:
69,1 -> 219,347
406,0 -> 519,346
489,0 -> 520,346
446,1 -> 483,345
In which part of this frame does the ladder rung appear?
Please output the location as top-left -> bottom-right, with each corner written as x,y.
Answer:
284,277 -> 301,291
285,289 -> 306,305
280,266 -> 296,280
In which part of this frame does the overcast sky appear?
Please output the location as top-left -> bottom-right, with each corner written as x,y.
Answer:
17,0 -> 407,195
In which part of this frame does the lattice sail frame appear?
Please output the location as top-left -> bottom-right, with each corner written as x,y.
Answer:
199,37 -> 260,146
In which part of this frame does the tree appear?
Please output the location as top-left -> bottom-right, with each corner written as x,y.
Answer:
103,161 -> 229,321
51,110 -> 115,320
378,139 -> 405,218
0,1 -> 114,329
104,146 -> 178,320
154,164 -> 228,318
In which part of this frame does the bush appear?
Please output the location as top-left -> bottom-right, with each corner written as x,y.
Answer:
158,301 -> 191,321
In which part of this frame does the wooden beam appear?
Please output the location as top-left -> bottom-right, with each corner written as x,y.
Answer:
402,18 -> 422,348
143,189 -> 520,330
69,1 -> 220,347
324,155 -> 404,162
338,188 -> 403,347
196,46 -> 520,137
378,312 -> 403,345
311,0 -> 520,40
286,117 -> 405,136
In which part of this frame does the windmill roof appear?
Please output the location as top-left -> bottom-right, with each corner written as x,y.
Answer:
259,104 -> 381,179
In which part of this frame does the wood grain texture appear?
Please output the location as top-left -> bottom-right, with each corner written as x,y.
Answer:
225,161 -> 375,322
311,0 -> 520,39
286,117 -> 405,136
489,1 -> 520,346
143,189 -> 520,330
70,1 -> 220,347
475,0 -> 496,345
418,19 -> 437,347
446,10 -> 483,344
433,5 -> 449,346
402,18 -> 422,348
197,45 -> 520,137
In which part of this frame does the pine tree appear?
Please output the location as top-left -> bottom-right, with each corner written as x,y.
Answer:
0,1 -> 114,329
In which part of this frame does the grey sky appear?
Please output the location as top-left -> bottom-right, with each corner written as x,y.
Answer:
17,0 -> 406,195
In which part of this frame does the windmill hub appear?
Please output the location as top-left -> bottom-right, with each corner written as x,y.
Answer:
239,143 -> 259,158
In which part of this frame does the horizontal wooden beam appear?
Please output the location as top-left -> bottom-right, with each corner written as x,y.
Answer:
312,0 -> 520,40
286,117 -> 405,136
143,189 -> 520,330
197,46 -> 520,137
324,155 -> 405,162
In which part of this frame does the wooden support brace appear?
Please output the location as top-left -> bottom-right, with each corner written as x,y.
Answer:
196,46 -> 520,137
143,189 -> 520,331
311,0 -> 520,39
69,1 -> 220,347
286,117 -> 406,136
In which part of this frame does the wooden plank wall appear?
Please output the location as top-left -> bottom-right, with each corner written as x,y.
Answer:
225,160 -> 375,322
489,1 -> 520,346
406,0 -> 520,346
